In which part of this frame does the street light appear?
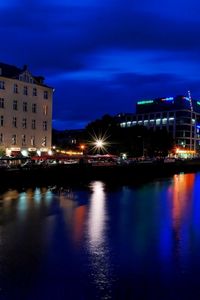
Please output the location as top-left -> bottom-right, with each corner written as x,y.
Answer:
88,131 -> 110,154
80,144 -> 86,155
94,139 -> 105,154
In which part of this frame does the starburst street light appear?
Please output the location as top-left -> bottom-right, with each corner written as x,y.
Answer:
93,138 -> 106,154
89,131 -> 110,154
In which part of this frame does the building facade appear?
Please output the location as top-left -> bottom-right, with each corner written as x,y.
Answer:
117,95 -> 200,156
0,63 -> 53,156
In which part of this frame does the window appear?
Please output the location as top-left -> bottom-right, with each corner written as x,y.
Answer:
23,86 -> 28,95
22,135 -> 26,146
43,105 -> 48,115
14,84 -> 18,93
22,118 -> 27,129
0,81 -> 5,89
19,71 -> 33,83
32,103 -> 37,113
31,136 -> 35,146
12,117 -> 17,128
33,88 -> 37,96
23,102 -> 27,112
44,91 -> 48,99
43,121 -> 47,131
13,100 -> 18,110
31,119 -> 36,129
12,134 -> 16,145
0,98 -> 4,108
0,116 -> 4,127
0,133 -> 3,144
42,136 -> 47,147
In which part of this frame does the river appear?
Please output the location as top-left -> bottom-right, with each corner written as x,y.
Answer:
1,172 -> 200,299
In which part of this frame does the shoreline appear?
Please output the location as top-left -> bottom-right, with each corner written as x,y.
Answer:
0,160 -> 200,190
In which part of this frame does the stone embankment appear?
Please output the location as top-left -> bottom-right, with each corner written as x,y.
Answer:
0,159 -> 200,189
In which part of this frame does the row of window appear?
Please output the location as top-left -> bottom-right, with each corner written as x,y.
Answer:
0,133 -> 47,147
0,81 -> 49,99
0,116 -> 48,130
121,111 -> 200,123
0,98 -> 48,114
120,117 -> 175,128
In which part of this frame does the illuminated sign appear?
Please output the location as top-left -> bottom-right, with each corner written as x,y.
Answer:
137,100 -> 154,105
10,147 -> 21,151
161,97 -> 174,101
176,148 -> 196,154
197,101 -> 200,105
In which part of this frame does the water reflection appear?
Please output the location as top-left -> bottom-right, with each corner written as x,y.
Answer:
73,205 -> 86,245
2,175 -> 200,299
170,173 -> 194,229
168,173 -> 196,273
87,181 -> 112,299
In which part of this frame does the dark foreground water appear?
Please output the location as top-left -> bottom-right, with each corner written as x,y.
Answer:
1,173 -> 200,300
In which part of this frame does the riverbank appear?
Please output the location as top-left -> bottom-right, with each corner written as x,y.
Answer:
1,159 -> 200,189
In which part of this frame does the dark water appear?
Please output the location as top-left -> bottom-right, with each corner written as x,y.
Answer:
1,173 -> 200,299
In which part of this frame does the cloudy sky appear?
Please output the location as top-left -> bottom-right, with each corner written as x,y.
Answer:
0,0 -> 200,129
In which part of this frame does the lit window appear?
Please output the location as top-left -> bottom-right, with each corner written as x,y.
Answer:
23,102 -> 27,112
14,84 -> 18,93
43,105 -> 48,115
0,81 -> 5,89
156,119 -> 161,125
13,100 -> 18,110
42,137 -> 47,147
0,98 -> 4,108
44,91 -> 48,99
162,118 -> 167,125
12,134 -> 16,145
32,103 -> 37,113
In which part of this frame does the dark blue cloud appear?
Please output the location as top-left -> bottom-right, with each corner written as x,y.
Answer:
0,0 -> 200,129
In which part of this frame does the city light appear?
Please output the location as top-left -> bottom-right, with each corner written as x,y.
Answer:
21,150 -> 28,157
137,100 -> 154,105
80,144 -> 85,150
89,131 -> 110,153
161,97 -> 174,101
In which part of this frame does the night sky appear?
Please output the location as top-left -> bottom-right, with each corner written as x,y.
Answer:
0,0 -> 200,130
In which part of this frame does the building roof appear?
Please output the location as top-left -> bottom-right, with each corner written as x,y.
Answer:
0,62 -> 50,87
0,62 -> 22,78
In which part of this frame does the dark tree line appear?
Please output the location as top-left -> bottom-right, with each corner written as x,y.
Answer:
52,114 -> 174,157
85,114 -> 174,157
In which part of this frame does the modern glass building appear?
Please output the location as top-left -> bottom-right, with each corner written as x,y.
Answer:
117,95 -> 200,156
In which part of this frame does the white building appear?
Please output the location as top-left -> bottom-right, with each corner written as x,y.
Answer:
0,63 -> 53,156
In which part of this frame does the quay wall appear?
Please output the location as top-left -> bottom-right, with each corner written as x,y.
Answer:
0,160 -> 200,189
